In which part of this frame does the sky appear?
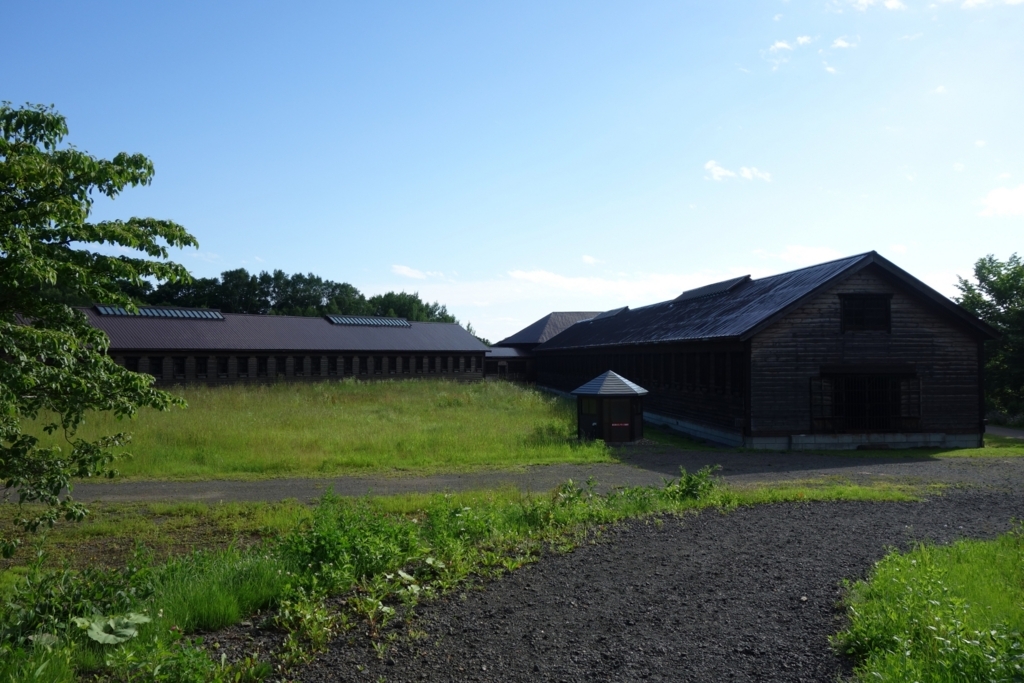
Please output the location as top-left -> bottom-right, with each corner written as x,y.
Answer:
4,1 -> 1023,342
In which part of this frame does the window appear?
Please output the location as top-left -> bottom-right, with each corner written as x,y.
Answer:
416,356 -> 424,372
359,356 -> 368,375
275,356 -> 288,377
195,356 -> 208,379
673,354 -> 683,389
811,374 -> 920,433
310,356 -> 322,376
344,356 -> 353,375
373,356 -> 383,374
257,357 -> 269,377
451,357 -> 458,373
173,357 -> 186,379
125,356 -> 140,372
388,356 -> 397,374
293,356 -> 305,376
685,353 -> 696,389
714,352 -> 727,394
698,353 -> 711,392
403,356 -> 411,374
327,356 -> 338,376
148,357 -> 164,379
466,356 -> 474,372
729,352 -> 744,397
217,357 -> 229,378
840,294 -> 891,332
428,356 -> 436,372
237,356 -> 249,378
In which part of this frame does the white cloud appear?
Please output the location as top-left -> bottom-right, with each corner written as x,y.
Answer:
963,0 -> 1024,7
980,184 -> 1024,217
757,245 -> 844,266
581,255 -> 602,265
797,35 -> 813,45
976,139 -> 987,147
704,160 -> 737,181
849,0 -> 905,9
933,85 -> 947,94
739,166 -> 772,182
391,264 -> 427,279
769,40 -> 794,52
824,62 -> 838,74
953,162 -> 965,171
188,251 -> 222,263
998,172 -> 1012,179
774,13 -> 783,20
254,255 -> 264,262
832,37 -> 857,48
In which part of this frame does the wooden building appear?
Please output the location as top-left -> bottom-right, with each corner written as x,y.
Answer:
533,252 -> 997,450
490,311 -> 599,382
82,307 -> 490,386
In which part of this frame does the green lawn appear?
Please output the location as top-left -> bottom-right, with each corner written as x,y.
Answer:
835,528 -> 1024,681
26,380 -> 612,481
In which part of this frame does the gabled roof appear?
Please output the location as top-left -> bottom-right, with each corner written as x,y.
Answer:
495,311 -> 601,346
536,252 -> 998,351
571,371 -> 648,396
81,307 -> 489,353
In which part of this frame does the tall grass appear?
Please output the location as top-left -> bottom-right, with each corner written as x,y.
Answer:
24,380 -> 610,480
834,528 -> 1024,681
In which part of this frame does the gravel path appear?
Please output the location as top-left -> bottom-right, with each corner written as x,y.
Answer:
64,448 -> 1024,504
297,490 -> 1024,683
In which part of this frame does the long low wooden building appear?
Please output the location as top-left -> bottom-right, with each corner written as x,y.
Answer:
82,307 -> 491,386
531,252 -> 997,450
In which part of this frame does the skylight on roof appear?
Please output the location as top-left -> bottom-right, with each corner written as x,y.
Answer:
95,305 -> 224,320
676,275 -> 751,302
324,315 -> 411,328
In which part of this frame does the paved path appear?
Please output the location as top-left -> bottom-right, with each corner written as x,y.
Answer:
66,445 -> 1024,504
987,425 -> 1024,439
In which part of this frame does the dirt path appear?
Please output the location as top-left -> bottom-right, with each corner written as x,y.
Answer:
64,447 -> 1024,504
297,490 -> 1024,683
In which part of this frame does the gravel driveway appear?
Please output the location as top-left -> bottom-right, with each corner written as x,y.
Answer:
66,447 -> 1024,504
297,490 -> 1024,683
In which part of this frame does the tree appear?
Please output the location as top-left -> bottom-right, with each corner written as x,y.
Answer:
465,322 -> 491,346
0,103 -> 196,556
956,254 -> 1024,417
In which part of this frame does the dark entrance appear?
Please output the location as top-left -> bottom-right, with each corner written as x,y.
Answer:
571,371 -> 648,443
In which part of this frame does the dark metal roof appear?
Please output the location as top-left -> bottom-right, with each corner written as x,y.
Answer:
81,308 -> 490,353
325,315 -> 411,328
485,346 -> 530,359
495,311 -> 601,346
571,371 -> 648,396
536,252 -> 998,351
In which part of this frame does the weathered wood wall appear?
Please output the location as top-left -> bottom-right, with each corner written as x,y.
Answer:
536,342 -> 747,432
749,265 -> 982,436
111,352 -> 487,386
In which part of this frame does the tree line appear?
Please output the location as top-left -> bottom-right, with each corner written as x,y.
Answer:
132,268 -> 458,322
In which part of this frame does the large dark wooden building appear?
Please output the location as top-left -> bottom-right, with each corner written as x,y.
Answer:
531,252 -> 997,450
82,307 -> 490,386
489,311 -> 599,381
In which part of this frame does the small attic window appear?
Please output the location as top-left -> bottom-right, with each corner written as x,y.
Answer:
840,294 -> 891,333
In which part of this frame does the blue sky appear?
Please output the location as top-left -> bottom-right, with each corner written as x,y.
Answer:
5,1 -> 1023,341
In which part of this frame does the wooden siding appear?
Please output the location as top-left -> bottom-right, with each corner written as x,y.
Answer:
113,352 -> 488,387
536,342 -> 746,432
749,265 -> 982,436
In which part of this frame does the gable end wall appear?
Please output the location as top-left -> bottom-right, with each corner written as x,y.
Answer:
748,267 -> 981,437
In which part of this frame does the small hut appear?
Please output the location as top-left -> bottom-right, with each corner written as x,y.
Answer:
571,371 -> 648,442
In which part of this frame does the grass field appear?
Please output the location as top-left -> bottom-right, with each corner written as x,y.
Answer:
25,380 -> 612,480
835,528 -> 1024,681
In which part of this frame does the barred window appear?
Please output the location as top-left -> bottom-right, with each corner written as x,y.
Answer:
149,357 -> 164,379
195,356 -> 208,378
811,374 -> 920,433
172,356 -> 186,379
